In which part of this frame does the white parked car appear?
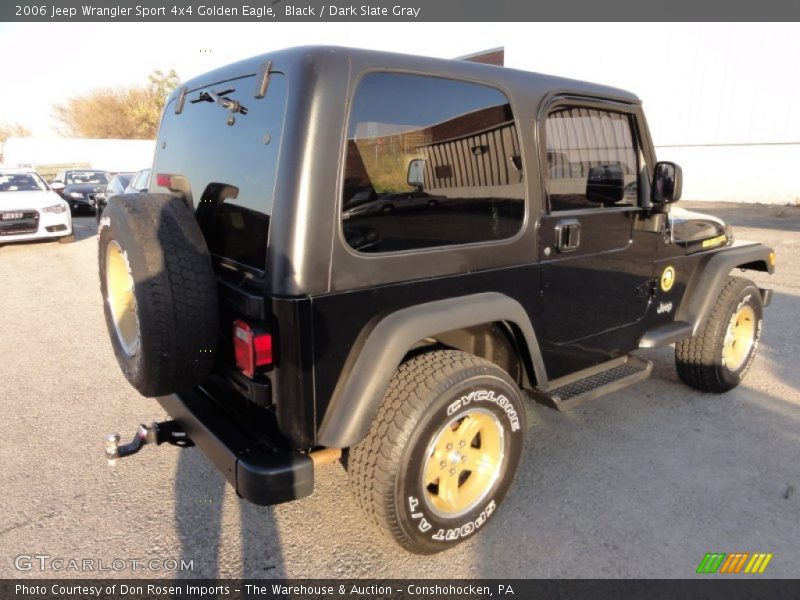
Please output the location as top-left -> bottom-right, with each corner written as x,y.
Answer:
0,168 -> 74,244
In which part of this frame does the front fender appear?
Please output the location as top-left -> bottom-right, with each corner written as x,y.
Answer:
677,242 -> 774,335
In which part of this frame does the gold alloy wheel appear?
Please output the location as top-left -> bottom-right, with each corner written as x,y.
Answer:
105,239 -> 140,357
722,304 -> 756,371
422,408 -> 505,518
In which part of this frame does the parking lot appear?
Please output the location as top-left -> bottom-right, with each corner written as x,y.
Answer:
1,202 -> 798,579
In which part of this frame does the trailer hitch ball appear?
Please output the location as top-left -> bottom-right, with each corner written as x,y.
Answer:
103,420 -> 193,466
105,433 -> 121,466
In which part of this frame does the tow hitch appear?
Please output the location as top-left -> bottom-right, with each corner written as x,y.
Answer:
104,420 -> 193,465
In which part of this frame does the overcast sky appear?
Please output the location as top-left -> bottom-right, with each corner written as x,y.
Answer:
1,22 -> 798,145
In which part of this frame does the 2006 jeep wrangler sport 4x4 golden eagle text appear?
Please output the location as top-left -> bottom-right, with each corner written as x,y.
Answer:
100,46 -> 775,554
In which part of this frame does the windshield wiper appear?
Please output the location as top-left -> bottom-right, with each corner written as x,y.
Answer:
193,88 -> 248,116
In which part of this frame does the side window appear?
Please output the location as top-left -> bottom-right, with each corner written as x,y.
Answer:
342,73 -> 525,253
545,107 -> 638,212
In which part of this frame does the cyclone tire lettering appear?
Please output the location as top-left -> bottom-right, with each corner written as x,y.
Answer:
348,350 -> 527,554
447,389 -> 521,431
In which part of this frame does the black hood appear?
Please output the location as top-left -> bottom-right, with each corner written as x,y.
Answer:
669,207 -> 730,253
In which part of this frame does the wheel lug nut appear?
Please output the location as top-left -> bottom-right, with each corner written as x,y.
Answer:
461,455 -> 467,463
449,468 -> 456,475
439,460 -> 446,469
459,440 -> 466,447
446,443 -> 453,450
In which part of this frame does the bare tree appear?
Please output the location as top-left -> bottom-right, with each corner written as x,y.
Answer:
0,122 -> 31,143
52,69 -> 180,139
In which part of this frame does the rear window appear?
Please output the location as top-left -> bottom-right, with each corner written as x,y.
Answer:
154,73 -> 287,270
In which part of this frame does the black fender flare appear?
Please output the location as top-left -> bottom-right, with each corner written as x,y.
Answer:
317,292 -> 547,448
677,242 -> 774,336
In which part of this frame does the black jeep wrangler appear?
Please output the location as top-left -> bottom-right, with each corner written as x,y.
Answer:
99,46 -> 775,554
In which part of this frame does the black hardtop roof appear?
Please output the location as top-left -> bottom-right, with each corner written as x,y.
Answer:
172,45 -> 640,110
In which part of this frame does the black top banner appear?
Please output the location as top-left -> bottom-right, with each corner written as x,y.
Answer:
3,0 -> 800,21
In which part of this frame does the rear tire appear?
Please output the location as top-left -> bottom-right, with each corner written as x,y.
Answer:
98,193 -> 219,397
675,276 -> 763,393
348,350 -> 526,554
58,234 -> 75,244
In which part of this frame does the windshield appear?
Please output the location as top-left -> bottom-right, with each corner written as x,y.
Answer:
0,172 -> 48,193
66,171 -> 110,185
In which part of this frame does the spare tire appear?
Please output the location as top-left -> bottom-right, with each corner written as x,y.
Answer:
98,193 -> 219,397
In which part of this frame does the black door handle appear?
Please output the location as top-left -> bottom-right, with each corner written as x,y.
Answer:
555,219 -> 581,252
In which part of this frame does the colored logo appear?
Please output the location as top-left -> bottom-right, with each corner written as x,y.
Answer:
660,266 -> 676,292
696,552 -> 773,574
702,234 -> 728,249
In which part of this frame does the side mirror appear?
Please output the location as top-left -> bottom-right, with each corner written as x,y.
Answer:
407,159 -> 425,189
652,161 -> 682,205
586,164 -> 625,205
50,181 -> 65,193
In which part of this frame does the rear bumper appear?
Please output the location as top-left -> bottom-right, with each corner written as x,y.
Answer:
157,384 -> 314,506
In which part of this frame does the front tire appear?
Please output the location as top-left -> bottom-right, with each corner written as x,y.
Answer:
676,276 -> 763,393
348,350 -> 526,554
58,234 -> 75,244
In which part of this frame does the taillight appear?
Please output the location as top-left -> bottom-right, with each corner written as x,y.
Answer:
232,319 -> 273,378
155,173 -> 172,188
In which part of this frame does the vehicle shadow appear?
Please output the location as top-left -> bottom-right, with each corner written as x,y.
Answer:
100,197 -> 287,585
131,202 -> 290,583
72,215 -> 99,241
174,448 -> 286,580
470,335 -> 800,577
759,290 -> 800,392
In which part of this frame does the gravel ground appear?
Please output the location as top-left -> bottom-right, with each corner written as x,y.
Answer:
0,202 -> 798,579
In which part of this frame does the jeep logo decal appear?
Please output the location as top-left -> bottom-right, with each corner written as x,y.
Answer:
661,266 -> 676,292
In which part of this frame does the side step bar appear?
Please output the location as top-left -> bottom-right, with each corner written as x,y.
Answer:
531,355 -> 653,411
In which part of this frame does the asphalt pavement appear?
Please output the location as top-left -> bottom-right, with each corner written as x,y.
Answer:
0,202 -> 798,579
